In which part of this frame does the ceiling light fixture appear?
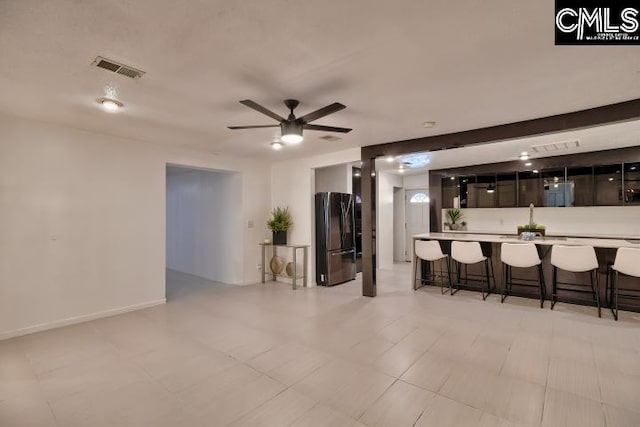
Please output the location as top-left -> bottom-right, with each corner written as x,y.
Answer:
271,141 -> 283,150
371,171 -> 376,177
486,183 -> 496,193
354,171 -> 361,177
96,97 -> 123,112
386,156 -> 395,163
518,152 -> 530,161
631,166 -> 637,171
532,169 -> 539,174
280,121 -> 303,144
398,164 -> 405,174
525,162 -> 532,167
450,177 -> 456,180
608,177 -> 614,181
422,121 -> 436,128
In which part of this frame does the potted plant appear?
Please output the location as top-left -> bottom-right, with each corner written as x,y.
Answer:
445,208 -> 464,230
267,206 -> 293,245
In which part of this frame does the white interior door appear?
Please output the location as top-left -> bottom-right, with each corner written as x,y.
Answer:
405,189 -> 430,261
393,187 -> 405,262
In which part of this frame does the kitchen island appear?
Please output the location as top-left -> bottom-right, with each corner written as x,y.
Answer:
412,232 -> 640,311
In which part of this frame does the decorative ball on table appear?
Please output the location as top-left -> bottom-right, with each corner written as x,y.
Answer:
270,256 -> 285,274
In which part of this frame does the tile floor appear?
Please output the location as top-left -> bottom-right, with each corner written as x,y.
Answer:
1,264 -> 640,426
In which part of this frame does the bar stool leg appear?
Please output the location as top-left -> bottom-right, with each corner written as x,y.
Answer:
613,271 -> 619,321
501,264 -> 507,303
537,264 -> 545,309
590,269 -> 601,318
446,257 -> 453,295
551,266 -> 558,310
482,259 -> 490,300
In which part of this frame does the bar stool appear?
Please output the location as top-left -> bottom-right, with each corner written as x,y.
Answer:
606,247 -> 640,321
451,241 -> 494,300
500,243 -> 545,308
414,240 -> 452,294
550,245 -> 601,317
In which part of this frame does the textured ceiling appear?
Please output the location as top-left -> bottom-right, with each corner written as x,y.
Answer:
1,0 -> 639,160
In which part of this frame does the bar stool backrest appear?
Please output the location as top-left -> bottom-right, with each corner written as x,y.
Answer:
551,245 -> 598,272
451,241 -> 485,264
501,243 -> 541,268
613,247 -> 640,278
415,240 -> 446,262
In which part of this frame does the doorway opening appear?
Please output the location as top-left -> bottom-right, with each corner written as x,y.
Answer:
165,165 -> 242,299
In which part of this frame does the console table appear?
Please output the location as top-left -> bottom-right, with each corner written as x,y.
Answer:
259,243 -> 309,289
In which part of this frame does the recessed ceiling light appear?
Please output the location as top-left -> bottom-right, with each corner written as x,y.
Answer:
354,171 -> 361,177
271,141 -> 283,150
631,166 -> 637,170
96,97 -> 123,112
398,164 -> 405,173
422,121 -> 436,128
450,177 -> 455,180
608,177 -> 614,181
371,171 -> 376,177
525,162 -> 532,167
532,170 -> 539,174
518,152 -> 530,161
385,156 -> 395,163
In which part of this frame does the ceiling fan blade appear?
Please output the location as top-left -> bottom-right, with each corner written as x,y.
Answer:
239,100 -> 285,122
228,125 -> 280,129
299,103 -> 346,123
304,124 -> 352,133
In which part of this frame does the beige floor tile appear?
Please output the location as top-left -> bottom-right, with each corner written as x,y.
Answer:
464,336 -> 510,374
440,368 -> 545,427
603,404 -> 640,427
293,359 -> 395,419
176,363 -> 262,406
0,395 -> 57,427
359,380 -> 434,426
500,342 -> 549,386
38,356 -> 147,403
477,412 -> 525,427
291,404 -> 365,427
547,357 -> 601,401
597,369 -> 640,412
372,327 -> 443,377
376,316 -> 421,343
187,375 -> 286,426
342,336 -> 395,365
0,348 -> 41,402
541,388 -> 605,427
400,351 -> 456,392
230,388 -> 316,427
415,394 -> 483,427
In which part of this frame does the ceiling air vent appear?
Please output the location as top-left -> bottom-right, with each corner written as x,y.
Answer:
531,139 -> 580,153
91,56 -> 145,79
319,135 -> 341,142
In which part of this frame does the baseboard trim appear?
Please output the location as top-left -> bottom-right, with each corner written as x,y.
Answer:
0,298 -> 166,341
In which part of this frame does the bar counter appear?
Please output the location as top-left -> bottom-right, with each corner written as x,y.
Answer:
411,232 -> 640,311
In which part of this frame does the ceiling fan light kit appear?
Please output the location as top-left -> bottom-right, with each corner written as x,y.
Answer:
229,98 -> 351,149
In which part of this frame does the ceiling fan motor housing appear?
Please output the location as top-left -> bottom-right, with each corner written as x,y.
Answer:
281,120 -> 303,137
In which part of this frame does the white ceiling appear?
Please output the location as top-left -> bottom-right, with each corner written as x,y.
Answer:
1,0 -> 639,160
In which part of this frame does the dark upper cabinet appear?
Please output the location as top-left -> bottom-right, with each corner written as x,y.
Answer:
542,168 -> 568,207
594,164 -> 623,206
518,171 -> 542,207
441,176 -> 458,209
497,173 -> 517,207
567,166 -> 594,206
624,162 -> 640,205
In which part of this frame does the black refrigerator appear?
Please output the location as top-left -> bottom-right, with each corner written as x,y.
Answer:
315,192 -> 356,286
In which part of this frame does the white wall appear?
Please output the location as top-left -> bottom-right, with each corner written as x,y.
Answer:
270,148 -> 360,285
377,171 -> 404,269
166,169 -> 242,284
314,163 -> 352,194
403,173 -> 429,190
445,206 -> 640,238
0,114 -> 270,339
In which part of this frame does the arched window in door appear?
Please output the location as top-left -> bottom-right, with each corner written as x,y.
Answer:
409,192 -> 429,203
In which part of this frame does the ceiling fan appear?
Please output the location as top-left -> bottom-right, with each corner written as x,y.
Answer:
228,99 -> 352,143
